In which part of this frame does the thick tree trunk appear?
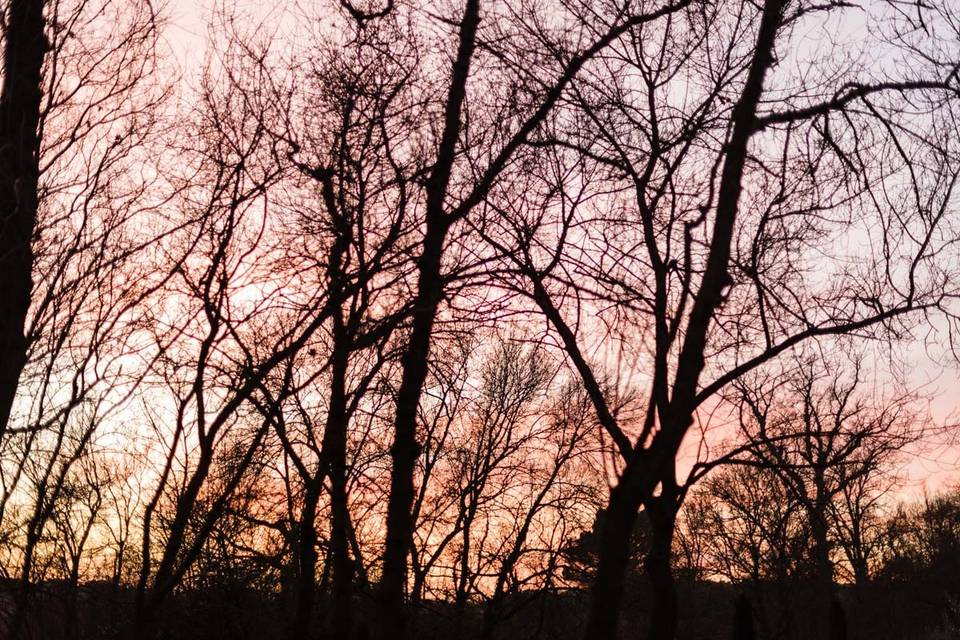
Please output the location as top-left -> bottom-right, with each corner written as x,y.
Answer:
810,510 -> 834,640
10,524 -> 42,638
480,593 -> 501,640
374,222 -> 448,640
645,499 -> 678,640
64,571 -> 81,640
130,598 -> 160,640
850,554 -> 869,588
829,598 -> 847,640
0,0 -> 47,436
581,482 -> 645,640
374,0 -> 479,635
731,593 -> 756,640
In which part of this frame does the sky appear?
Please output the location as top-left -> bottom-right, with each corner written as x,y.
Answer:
158,0 -> 960,500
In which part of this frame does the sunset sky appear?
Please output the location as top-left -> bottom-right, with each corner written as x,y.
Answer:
160,0 -> 960,497
5,2 -> 960,640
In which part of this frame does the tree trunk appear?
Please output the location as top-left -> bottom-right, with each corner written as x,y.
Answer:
374,0 -> 479,633
325,337 -> 354,640
0,0 -> 46,437
581,481 -> 644,640
810,510 -> 834,640
645,498 -> 678,640
829,598 -> 847,640
452,498 -> 478,640
731,593 -> 756,640
289,482 -> 322,640
10,523 -> 43,638
374,222 -> 447,640
63,548 -> 86,640
130,598 -> 160,640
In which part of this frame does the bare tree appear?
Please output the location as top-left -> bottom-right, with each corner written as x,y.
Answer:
371,2 -> 693,636
0,1 -> 954,639
473,1 -> 960,638
0,2 -> 168,636
688,466 -> 812,640
734,353 -> 924,637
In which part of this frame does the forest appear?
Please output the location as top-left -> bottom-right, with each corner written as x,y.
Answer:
1,0 -> 960,639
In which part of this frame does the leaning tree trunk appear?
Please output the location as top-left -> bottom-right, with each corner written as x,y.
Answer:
580,0 -> 785,633
374,0 -> 479,634
374,221 -> 448,640
0,7 -> 48,629
0,0 -> 47,437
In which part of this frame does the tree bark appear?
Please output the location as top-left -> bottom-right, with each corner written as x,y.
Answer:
0,0 -> 47,436
645,498 -> 678,640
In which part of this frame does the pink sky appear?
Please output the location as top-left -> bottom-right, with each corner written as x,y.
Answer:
160,0 -> 960,503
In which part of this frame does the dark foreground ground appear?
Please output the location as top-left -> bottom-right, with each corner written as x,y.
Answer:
2,574 -> 958,640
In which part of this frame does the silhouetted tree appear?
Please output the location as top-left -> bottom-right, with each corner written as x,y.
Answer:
477,1 -> 960,637
0,0 -> 46,436
735,353 -> 924,638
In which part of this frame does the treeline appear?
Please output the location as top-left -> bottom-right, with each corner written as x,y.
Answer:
566,481 -> 960,640
1,1 -> 960,640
